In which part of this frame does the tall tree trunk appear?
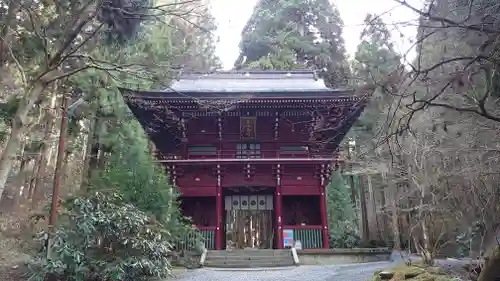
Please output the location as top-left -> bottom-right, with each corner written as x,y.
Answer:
31,145 -> 52,208
0,140 -> 25,212
80,115 -> 96,193
359,177 -> 369,241
349,174 -> 357,206
97,146 -> 107,171
49,93 -> 68,228
23,158 -> 35,198
417,182 -> 433,265
419,217 -> 433,265
388,180 -> 401,250
27,153 -> 42,199
0,2 -> 20,64
12,143 -> 29,210
391,204 -> 401,250
0,82 -> 47,202
87,141 -> 100,180
86,111 -> 103,184
61,149 -> 71,192
368,174 -> 383,240
31,94 -> 58,208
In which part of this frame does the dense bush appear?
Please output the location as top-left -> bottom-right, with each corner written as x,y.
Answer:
88,116 -> 203,255
329,220 -> 361,248
326,171 -> 360,248
28,192 -> 172,281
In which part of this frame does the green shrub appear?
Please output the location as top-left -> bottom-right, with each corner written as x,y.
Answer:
329,220 -> 361,248
28,191 -> 172,281
327,171 -> 360,248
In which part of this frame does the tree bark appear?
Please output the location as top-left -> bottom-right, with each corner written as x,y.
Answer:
359,177 -> 369,241
388,181 -> 401,250
0,2 -> 20,64
0,82 -> 47,202
61,148 -> 71,190
79,115 -> 96,193
87,141 -> 100,180
420,218 -> 433,265
27,153 -> 42,199
12,143 -> 29,210
478,245 -> 500,281
31,94 -> 58,208
368,175 -> 383,240
97,145 -> 107,171
0,141 -> 25,212
391,203 -> 401,250
84,114 -> 101,189
31,143 -> 53,208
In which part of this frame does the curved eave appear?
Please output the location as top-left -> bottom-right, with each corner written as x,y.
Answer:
121,90 -> 369,154
120,87 -> 357,100
320,103 -> 367,151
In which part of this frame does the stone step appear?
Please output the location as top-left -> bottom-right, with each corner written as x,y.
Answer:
204,249 -> 295,268
207,255 -> 291,261
204,259 -> 295,268
208,250 -> 291,257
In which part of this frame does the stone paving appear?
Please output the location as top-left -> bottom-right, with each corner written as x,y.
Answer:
172,261 -> 393,281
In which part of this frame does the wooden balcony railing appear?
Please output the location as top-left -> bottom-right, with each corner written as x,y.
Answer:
158,150 -> 335,160
283,225 -> 323,249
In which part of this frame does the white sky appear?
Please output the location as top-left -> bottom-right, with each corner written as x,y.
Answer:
211,0 -> 424,70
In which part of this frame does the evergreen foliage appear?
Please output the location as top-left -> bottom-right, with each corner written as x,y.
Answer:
28,192 -> 172,281
333,15 -> 401,248
348,15 -> 401,145
0,0 -> 221,277
66,16 -> 208,250
90,107 -> 195,244
235,0 -> 349,87
326,170 -> 360,248
351,15 -> 401,85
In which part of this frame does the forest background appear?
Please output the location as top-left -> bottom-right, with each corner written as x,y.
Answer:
0,0 -> 499,280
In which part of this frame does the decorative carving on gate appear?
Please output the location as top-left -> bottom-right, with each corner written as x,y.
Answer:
240,116 -> 256,140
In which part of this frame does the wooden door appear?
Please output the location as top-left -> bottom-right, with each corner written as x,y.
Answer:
226,210 -> 273,249
224,195 -> 274,249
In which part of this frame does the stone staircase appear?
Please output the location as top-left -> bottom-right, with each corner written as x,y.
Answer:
203,249 -> 296,268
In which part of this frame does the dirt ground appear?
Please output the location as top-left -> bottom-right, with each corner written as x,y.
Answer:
0,233 -> 31,281
0,211 -> 43,281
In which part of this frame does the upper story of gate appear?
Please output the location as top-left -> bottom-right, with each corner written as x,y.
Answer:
121,70 -> 368,166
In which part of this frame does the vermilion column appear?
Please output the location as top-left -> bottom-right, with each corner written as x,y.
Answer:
276,184 -> 283,249
215,186 -> 222,250
215,164 -> 223,250
319,184 -> 329,249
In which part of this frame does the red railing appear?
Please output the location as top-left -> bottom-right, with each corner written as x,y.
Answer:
188,133 -> 278,141
283,225 -> 322,230
158,150 -> 334,160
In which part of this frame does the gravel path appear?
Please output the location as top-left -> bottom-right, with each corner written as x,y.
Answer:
172,262 -> 393,281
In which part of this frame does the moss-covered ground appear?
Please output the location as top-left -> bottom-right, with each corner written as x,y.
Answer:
368,264 -> 458,281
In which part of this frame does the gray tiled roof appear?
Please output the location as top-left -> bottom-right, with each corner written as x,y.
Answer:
159,70 -> 339,93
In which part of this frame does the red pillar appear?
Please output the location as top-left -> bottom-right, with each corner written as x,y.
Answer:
319,184 -> 329,249
215,186 -> 223,250
275,184 -> 283,249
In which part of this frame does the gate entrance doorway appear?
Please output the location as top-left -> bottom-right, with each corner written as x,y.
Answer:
224,195 -> 274,249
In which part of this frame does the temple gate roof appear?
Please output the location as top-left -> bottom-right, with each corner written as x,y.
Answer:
122,70 -> 354,99
160,70 -> 341,94
120,70 -> 369,153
